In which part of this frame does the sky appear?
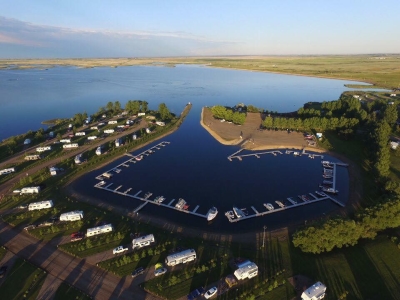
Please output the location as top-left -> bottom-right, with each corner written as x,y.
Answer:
0,0 -> 399,58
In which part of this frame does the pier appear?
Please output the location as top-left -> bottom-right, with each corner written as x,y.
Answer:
94,184 -> 209,219
228,149 -> 283,161
225,193 -> 343,223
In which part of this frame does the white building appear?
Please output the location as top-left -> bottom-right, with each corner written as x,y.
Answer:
28,200 -> 53,211
24,139 -> 31,145
0,167 -> 15,175
146,128 -> 151,134
75,132 -> 86,136
87,136 -> 97,140
60,210 -> 84,221
301,282 -> 326,300
60,139 -> 71,143
234,261 -> 258,280
86,224 -> 113,237
165,249 -> 196,266
138,112 -> 146,116
91,126 -> 98,130
20,186 -> 41,194
391,141 -> 399,150
104,129 -> 115,134
108,120 -> 118,124
132,234 -> 155,249
36,146 -> 52,152
156,121 -> 165,126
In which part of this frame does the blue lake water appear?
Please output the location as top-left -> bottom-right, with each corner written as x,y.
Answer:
1,65 -> 358,232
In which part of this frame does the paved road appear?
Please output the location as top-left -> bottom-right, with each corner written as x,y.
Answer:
0,221 -> 160,300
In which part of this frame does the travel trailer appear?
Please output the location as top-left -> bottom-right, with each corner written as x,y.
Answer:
28,200 -> 53,211
59,211 -> 84,221
165,249 -> 196,266
86,224 -> 113,237
20,186 -> 41,194
132,234 -> 155,249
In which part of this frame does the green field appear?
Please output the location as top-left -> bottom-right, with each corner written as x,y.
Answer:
53,282 -> 91,300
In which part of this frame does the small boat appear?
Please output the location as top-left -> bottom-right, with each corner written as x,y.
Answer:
233,207 -> 246,218
321,187 -> 339,194
323,180 -> 333,185
315,191 -> 326,197
158,196 -> 165,204
287,197 -> 297,205
175,198 -> 186,209
323,168 -> 333,174
225,211 -> 235,219
263,203 -> 274,211
206,207 -> 218,221
144,192 -> 152,199
322,163 -> 334,169
323,174 -> 333,179
135,155 -> 143,161
275,201 -> 285,208
183,204 -> 190,210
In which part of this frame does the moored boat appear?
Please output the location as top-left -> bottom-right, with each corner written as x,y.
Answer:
206,207 -> 218,221
315,191 -> 326,197
135,155 -> 143,161
233,207 -> 246,218
287,197 -> 297,205
263,203 -> 274,211
321,187 -> 339,194
175,198 -> 186,209
275,201 -> 285,208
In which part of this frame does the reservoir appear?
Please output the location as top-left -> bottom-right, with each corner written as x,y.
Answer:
1,65 -> 358,232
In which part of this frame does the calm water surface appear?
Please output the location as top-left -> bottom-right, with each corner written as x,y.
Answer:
1,65 -> 355,232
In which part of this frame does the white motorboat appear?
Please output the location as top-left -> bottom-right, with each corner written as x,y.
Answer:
263,203 -> 274,211
275,201 -> 285,208
233,207 -> 246,218
206,207 -> 218,221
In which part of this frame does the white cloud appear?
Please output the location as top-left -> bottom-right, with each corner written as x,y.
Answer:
0,16 -> 238,57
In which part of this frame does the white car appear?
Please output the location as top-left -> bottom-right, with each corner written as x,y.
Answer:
113,246 -> 128,254
204,287 -> 218,299
154,268 -> 167,277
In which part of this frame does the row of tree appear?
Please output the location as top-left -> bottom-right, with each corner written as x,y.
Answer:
262,116 -> 359,131
210,105 -> 246,125
292,196 -> 400,253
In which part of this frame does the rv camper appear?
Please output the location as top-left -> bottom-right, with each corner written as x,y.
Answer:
86,224 -> 113,237
59,211 -> 84,221
132,234 -> 155,249
28,200 -> 53,211
20,186 -> 41,194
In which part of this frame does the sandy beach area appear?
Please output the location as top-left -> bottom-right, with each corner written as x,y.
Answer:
200,107 -> 325,152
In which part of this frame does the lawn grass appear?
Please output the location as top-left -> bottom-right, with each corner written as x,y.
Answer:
289,235 -> 400,300
0,246 -> 7,262
0,258 -> 46,300
53,281 -> 91,300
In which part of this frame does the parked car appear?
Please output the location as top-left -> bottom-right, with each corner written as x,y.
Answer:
23,224 -> 36,230
204,287 -> 218,299
154,267 -> 167,277
0,266 -> 8,278
187,287 -> 205,300
70,232 -> 84,242
131,267 -> 144,278
113,246 -> 128,254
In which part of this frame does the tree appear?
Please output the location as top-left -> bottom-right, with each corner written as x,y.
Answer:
141,101 -> 148,113
114,101 -> 121,113
158,103 -> 172,120
211,105 -> 227,119
382,104 -> 398,125
106,101 -> 114,113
